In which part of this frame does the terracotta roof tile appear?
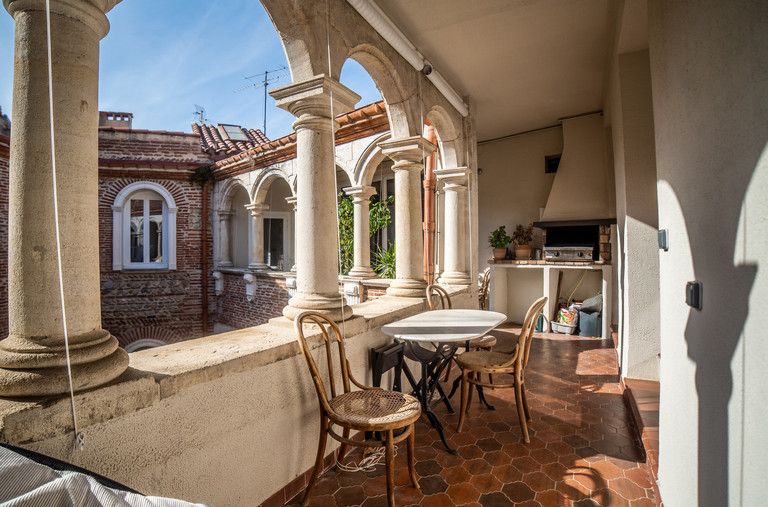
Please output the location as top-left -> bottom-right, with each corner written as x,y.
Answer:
191,122 -> 270,157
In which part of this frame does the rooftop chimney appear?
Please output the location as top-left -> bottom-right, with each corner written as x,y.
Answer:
99,111 -> 133,130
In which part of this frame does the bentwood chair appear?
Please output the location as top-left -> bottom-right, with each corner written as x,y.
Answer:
295,312 -> 422,507
478,267 -> 492,311
456,296 -> 547,443
425,285 -> 497,384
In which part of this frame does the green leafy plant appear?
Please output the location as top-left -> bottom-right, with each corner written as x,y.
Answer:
512,223 -> 534,246
373,243 -> 396,279
488,225 -> 512,248
337,193 -> 394,275
190,165 -> 214,186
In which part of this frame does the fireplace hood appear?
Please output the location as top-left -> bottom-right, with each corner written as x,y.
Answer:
538,113 -> 614,224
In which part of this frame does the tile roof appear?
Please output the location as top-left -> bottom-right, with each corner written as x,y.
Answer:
191,122 -> 270,157
211,100 -> 389,179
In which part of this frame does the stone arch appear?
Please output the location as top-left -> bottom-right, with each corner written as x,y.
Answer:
218,178 -> 250,212
346,44 -> 415,139
113,180 -> 177,209
124,339 -> 167,353
426,104 -> 465,169
354,132 -> 391,186
251,167 -> 296,205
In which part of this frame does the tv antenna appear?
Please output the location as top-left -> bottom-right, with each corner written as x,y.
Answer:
235,66 -> 287,137
193,104 -> 210,124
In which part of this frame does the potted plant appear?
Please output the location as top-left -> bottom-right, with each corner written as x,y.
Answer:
512,223 -> 534,260
488,226 -> 511,261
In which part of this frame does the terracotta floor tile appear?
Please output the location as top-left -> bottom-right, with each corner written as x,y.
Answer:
290,330 -> 660,507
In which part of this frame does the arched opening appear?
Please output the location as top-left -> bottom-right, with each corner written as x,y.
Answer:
229,186 -> 250,269
261,177 -> 294,271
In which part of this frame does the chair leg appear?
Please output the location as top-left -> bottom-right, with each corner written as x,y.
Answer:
521,383 -> 532,422
406,425 -> 420,490
385,429 -> 396,507
443,359 -> 453,382
337,427 -> 351,465
457,369 -> 469,432
514,382 -> 530,444
488,373 -> 494,389
466,371 -> 475,408
302,416 -> 330,506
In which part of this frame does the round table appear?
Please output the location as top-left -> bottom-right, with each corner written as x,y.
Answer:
382,309 -> 507,453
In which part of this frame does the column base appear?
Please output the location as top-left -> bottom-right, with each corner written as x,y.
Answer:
347,266 -> 377,278
386,278 -> 427,298
282,293 -> 353,322
437,272 -> 471,286
0,330 -> 129,397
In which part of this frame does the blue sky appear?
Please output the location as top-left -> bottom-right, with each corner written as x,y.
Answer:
0,0 -> 382,139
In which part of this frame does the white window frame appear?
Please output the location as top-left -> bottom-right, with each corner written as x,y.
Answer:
112,181 -> 177,271
262,211 -> 291,269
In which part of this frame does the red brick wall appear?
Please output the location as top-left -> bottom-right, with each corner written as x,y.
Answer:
98,129 -> 210,164
98,177 -> 214,347
215,272 -> 290,328
0,136 -> 9,339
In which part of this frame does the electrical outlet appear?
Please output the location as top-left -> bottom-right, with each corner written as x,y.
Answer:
686,281 -> 702,310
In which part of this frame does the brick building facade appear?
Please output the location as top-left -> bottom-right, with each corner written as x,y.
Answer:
0,102 -> 392,350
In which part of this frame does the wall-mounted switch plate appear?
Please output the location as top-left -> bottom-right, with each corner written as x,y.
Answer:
658,229 -> 669,251
686,281 -> 702,310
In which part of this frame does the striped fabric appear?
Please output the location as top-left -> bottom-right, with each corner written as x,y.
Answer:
0,446 -> 208,507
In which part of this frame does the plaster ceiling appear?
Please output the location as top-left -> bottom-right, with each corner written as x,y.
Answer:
375,0 -> 612,141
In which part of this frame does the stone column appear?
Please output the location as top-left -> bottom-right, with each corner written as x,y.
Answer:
285,196 -> 297,272
217,210 -> 233,267
436,167 -> 471,286
0,0 -> 128,397
379,136 -> 436,297
344,185 -> 377,278
247,203 -> 269,270
271,76 -> 361,320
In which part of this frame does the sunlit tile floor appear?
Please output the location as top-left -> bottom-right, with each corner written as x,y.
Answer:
288,326 -> 660,507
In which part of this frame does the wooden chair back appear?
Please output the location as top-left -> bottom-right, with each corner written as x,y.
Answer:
294,311 -> 356,418
478,268 -> 491,310
425,284 -> 453,310
516,296 -> 548,372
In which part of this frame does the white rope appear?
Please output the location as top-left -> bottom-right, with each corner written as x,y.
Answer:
336,446 -> 397,473
44,0 -> 83,450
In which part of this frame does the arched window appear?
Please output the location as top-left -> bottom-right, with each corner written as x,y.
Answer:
112,182 -> 177,270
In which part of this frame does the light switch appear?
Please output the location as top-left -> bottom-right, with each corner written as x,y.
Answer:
658,229 -> 669,251
686,281 -> 702,310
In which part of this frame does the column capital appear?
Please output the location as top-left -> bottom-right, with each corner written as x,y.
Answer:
343,185 -> 377,202
285,196 -> 297,210
379,136 -> 436,170
270,75 -> 361,126
245,202 -> 269,217
217,209 -> 234,221
435,167 -> 469,187
4,0 -> 120,38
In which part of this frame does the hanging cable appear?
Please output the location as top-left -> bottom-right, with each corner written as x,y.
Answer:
44,0 -> 83,451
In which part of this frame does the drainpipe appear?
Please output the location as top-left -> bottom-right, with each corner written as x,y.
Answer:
423,123 -> 438,284
201,179 -> 210,333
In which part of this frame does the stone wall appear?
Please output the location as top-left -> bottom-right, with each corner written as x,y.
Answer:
215,271 -> 290,329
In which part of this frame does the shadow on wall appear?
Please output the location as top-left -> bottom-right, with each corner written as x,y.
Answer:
663,136 -> 763,506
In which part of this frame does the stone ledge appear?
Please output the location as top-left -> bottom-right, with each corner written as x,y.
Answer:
0,289 -> 468,444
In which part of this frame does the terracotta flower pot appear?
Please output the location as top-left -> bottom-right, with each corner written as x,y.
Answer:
514,245 -> 532,260
492,247 -> 507,260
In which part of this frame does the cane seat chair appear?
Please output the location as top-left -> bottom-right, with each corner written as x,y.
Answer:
425,285 -> 497,386
295,311 -> 421,507
456,296 -> 548,443
478,267 -> 492,311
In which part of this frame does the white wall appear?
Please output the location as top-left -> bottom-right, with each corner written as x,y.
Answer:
606,48 -> 660,381
649,1 -> 768,504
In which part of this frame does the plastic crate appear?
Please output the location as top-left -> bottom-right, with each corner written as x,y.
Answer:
551,321 -> 577,335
